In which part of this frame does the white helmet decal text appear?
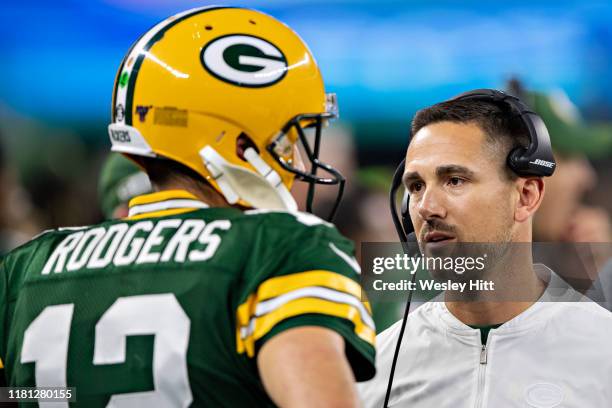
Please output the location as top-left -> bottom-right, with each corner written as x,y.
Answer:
201,34 -> 288,87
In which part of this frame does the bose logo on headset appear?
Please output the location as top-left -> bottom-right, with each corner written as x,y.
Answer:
529,159 -> 555,169
201,34 -> 288,87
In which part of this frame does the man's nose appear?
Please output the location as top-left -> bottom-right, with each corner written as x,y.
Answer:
417,187 -> 447,222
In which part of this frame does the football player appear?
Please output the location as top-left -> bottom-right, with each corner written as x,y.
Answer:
0,7 -> 375,407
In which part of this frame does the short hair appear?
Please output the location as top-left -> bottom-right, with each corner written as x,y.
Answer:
411,98 -> 530,180
129,155 -> 205,187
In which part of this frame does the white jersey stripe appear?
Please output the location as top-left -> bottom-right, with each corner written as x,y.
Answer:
329,242 -> 361,274
128,199 -> 209,217
239,286 -> 374,340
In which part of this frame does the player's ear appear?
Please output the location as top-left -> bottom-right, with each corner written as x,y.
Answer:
514,177 -> 544,223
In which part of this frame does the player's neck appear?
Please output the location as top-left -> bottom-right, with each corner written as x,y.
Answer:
153,177 -> 232,209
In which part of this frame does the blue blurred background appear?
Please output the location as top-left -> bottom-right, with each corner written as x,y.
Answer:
1,0 -> 612,256
4,0 -> 612,134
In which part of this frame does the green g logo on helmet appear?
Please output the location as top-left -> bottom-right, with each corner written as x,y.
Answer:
201,34 -> 288,87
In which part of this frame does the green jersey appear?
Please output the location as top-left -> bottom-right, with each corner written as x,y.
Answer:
0,190 -> 375,407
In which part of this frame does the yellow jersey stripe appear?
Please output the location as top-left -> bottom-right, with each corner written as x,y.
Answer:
127,207 -> 200,220
235,270 -> 374,357
235,270 -> 367,339
236,292 -> 257,355
363,300 -> 373,315
128,189 -> 198,207
250,286 -> 374,332
236,297 -> 375,357
254,298 -> 376,344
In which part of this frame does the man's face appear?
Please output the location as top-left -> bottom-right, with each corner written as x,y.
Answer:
404,121 -> 517,251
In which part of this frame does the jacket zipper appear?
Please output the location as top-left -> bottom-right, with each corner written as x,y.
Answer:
480,344 -> 487,364
474,343 -> 488,408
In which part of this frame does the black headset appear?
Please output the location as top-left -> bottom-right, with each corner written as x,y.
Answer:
384,89 -> 556,407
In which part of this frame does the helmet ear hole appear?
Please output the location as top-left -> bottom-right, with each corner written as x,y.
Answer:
236,133 -> 259,162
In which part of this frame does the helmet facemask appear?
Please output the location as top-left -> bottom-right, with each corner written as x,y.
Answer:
267,94 -> 346,221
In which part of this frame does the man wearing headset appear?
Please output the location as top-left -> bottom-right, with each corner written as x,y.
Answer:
358,91 -> 612,407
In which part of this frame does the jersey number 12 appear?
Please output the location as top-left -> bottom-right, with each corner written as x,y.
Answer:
21,293 -> 193,408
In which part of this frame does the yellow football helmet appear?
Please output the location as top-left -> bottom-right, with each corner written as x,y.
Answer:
109,6 -> 344,219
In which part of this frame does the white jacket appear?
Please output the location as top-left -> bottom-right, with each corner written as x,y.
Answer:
358,265 -> 612,408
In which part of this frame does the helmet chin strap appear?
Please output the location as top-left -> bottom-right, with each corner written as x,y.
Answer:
200,145 -> 298,211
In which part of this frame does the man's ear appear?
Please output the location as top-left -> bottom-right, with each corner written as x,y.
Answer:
515,177 -> 545,223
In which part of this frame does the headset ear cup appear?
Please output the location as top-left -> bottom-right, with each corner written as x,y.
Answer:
401,190 -> 414,235
401,189 -> 409,216
447,88 -> 555,178
507,146 -> 527,175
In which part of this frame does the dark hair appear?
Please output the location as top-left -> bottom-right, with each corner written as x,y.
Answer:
130,155 -> 205,187
411,99 -> 530,180
129,155 -> 233,208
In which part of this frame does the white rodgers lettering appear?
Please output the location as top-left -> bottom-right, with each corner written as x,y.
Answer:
42,219 -> 231,275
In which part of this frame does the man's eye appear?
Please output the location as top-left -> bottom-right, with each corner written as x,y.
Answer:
447,177 -> 464,186
408,182 -> 424,193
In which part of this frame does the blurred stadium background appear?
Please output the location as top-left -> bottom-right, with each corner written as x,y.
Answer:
2,0 -> 612,329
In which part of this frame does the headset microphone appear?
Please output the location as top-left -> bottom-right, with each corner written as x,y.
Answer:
385,157 -> 420,406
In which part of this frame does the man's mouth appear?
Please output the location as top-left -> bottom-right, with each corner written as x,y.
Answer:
424,231 -> 456,244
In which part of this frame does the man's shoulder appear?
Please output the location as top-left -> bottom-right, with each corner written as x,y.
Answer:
240,209 -> 347,244
3,226 -> 85,261
0,226 -> 89,290
549,300 -> 612,327
536,300 -> 612,357
242,209 -> 334,229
